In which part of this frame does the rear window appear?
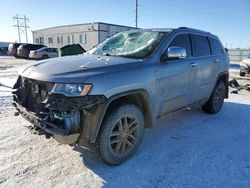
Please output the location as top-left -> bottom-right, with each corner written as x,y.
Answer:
191,35 -> 211,57
209,38 -> 223,55
13,43 -> 21,48
24,44 -> 44,50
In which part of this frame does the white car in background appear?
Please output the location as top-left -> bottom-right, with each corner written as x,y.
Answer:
29,47 -> 59,60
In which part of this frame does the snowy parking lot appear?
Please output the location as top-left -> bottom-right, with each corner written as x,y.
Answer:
0,56 -> 250,187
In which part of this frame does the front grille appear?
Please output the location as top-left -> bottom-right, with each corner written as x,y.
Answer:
13,76 -> 54,114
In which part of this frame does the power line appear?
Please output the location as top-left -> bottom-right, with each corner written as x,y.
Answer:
13,14 -> 30,43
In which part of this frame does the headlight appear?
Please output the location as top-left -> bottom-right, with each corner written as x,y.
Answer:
50,83 -> 92,97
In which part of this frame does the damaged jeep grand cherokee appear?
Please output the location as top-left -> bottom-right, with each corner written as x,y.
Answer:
13,27 -> 229,165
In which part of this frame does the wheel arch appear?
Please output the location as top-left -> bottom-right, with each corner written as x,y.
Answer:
88,89 -> 154,144
216,71 -> 229,98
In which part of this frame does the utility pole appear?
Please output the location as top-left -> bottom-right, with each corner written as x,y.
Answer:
135,0 -> 138,28
24,15 -> 28,43
13,15 -> 30,43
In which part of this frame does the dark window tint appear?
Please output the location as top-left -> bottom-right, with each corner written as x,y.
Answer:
48,48 -> 57,53
191,35 -> 211,57
209,38 -> 223,55
169,34 -> 191,57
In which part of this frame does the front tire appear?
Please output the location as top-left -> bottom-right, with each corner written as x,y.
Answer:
95,104 -> 145,165
202,80 -> 226,114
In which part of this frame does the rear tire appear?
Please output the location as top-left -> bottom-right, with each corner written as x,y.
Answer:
94,104 -> 145,165
42,55 -> 49,59
202,80 -> 225,114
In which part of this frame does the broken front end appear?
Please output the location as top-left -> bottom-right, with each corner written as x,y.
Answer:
12,76 -> 106,146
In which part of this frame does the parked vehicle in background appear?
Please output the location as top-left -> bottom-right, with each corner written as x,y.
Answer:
17,44 -> 46,58
29,47 -> 59,60
240,54 -> 250,76
13,27 -> 229,165
60,44 -> 86,56
0,47 -> 8,55
8,43 -> 24,57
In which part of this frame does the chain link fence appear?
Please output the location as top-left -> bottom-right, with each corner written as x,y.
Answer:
228,49 -> 250,63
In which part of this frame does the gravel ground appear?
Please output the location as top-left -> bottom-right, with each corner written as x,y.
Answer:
0,57 -> 250,188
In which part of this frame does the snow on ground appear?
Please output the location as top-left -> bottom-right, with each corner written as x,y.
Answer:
0,57 -> 250,188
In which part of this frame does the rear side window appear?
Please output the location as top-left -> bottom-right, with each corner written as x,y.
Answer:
48,48 -> 57,52
209,38 -> 223,55
191,35 -> 211,57
169,34 -> 192,57
52,48 -> 58,53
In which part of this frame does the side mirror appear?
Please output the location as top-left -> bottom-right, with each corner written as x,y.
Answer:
161,46 -> 187,62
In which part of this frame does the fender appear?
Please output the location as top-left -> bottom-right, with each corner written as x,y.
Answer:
210,71 -> 229,99
78,89 -> 154,146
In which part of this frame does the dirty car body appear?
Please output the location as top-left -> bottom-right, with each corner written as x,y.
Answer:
13,28 -> 229,165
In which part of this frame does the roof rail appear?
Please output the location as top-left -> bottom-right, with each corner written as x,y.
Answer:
178,27 -> 188,29
177,27 -> 212,35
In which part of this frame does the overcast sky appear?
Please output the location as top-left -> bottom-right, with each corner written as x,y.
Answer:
0,0 -> 249,48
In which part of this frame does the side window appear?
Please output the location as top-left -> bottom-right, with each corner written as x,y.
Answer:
67,36 -> 71,44
191,35 -> 211,57
57,37 -> 60,44
48,37 -> 53,44
51,48 -> 57,53
35,38 -> 40,44
169,34 -> 191,57
209,38 -> 223,55
80,34 -> 87,44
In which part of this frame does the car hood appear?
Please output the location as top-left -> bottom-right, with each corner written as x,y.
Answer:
19,54 -> 143,83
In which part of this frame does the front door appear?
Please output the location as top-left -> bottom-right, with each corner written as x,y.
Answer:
157,34 -> 194,116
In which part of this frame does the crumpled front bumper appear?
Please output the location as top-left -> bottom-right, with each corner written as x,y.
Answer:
12,76 -> 107,145
14,102 -> 81,144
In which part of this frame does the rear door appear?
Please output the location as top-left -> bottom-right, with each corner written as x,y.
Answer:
189,34 -> 215,103
50,48 -> 59,58
208,37 -> 226,79
157,34 -> 194,116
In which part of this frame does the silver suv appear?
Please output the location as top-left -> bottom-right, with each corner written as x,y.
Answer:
13,27 -> 229,165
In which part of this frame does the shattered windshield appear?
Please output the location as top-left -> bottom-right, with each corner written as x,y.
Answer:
88,31 -> 166,59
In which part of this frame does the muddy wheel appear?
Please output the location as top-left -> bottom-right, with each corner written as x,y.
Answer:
202,80 -> 225,114
95,104 -> 145,165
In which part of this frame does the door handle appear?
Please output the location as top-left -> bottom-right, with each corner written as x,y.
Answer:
190,63 -> 198,67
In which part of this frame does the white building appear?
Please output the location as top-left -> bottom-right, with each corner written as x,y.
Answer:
32,22 -> 137,51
